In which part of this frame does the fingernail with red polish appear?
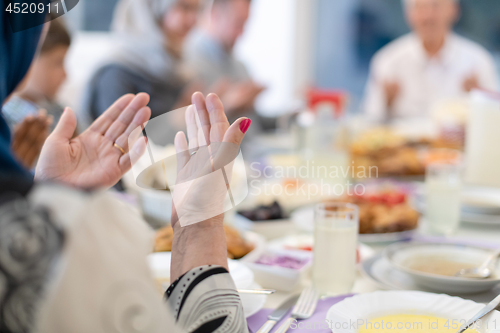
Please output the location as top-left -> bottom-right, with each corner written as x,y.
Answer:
240,119 -> 251,133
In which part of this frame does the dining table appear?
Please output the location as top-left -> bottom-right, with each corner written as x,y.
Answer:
257,219 -> 500,308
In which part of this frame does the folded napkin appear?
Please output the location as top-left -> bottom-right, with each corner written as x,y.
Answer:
247,294 -> 354,333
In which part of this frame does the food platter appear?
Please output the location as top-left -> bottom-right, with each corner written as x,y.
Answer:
292,206 -> 417,243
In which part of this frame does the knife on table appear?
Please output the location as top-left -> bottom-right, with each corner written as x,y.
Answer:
256,294 -> 300,333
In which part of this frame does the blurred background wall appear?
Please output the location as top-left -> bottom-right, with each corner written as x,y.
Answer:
62,0 -> 500,116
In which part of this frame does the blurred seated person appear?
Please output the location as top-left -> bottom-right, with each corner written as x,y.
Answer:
3,18 -> 69,131
1,9 -> 250,332
83,0 -> 201,145
363,0 -> 499,122
187,0 -> 265,120
2,18 -> 70,169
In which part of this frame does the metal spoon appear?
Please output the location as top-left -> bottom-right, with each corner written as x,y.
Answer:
455,249 -> 500,279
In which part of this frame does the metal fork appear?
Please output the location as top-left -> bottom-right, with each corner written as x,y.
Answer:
274,287 -> 320,333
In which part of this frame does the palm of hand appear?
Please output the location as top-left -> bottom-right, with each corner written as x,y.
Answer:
35,94 -> 151,189
171,93 -> 248,227
38,130 -> 123,188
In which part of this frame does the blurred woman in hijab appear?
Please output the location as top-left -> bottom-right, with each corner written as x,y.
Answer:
0,6 -> 250,333
82,0 -> 201,145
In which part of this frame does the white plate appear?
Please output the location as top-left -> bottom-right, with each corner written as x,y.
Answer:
148,252 -> 265,317
462,187 -> 500,215
326,291 -> 500,333
291,206 -> 416,243
384,242 -> 500,294
360,253 -> 417,291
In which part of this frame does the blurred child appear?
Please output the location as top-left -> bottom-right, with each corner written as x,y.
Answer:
3,17 -> 70,132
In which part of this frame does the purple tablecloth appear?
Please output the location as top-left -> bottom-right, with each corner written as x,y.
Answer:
247,294 -> 354,333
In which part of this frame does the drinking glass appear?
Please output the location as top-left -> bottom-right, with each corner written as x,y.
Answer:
425,162 -> 462,235
312,202 -> 358,295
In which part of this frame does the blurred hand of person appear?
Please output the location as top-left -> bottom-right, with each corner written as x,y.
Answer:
170,92 -> 251,280
384,81 -> 400,109
12,109 -> 53,169
35,93 -> 151,189
173,81 -> 205,110
220,80 -> 265,116
463,74 -> 480,92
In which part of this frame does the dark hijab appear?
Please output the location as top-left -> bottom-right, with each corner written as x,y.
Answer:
0,3 -> 47,179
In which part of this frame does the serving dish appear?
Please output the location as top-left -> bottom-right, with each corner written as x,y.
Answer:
292,206 -> 416,243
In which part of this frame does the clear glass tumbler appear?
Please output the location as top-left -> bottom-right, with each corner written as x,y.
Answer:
425,162 -> 462,235
312,202 -> 359,295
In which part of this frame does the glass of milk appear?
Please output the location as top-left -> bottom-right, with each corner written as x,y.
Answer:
312,202 -> 359,296
425,162 -> 462,235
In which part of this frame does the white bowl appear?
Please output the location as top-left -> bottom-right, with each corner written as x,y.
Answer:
327,291 -> 500,333
384,242 -> 500,294
241,248 -> 313,291
139,189 -> 173,223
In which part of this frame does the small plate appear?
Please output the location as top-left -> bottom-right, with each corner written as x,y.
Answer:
326,291 -> 500,333
291,206 -> 416,243
148,252 -> 255,288
239,281 -> 268,318
147,252 -> 265,318
384,242 -> 500,294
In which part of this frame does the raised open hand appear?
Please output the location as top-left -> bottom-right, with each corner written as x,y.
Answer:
170,92 -> 251,280
220,80 -> 265,116
463,74 -> 480,92
12,109 -> 52,169
35,93 -> 150,189
171,92 -> 251,228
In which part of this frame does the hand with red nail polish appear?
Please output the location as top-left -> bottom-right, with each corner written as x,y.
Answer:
170,92 -> 251,281
239,118 -> 251,134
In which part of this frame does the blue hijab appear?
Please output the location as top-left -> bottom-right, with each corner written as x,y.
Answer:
0,2 -> 48,178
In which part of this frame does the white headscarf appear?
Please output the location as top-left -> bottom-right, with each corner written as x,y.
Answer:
112,0 -> 176,42
107,0 -> 183,81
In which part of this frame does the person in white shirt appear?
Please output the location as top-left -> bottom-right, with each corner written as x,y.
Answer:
363,0 -> 499,121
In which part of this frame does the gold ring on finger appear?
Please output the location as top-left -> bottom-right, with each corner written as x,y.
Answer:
114,143 -> 126,155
